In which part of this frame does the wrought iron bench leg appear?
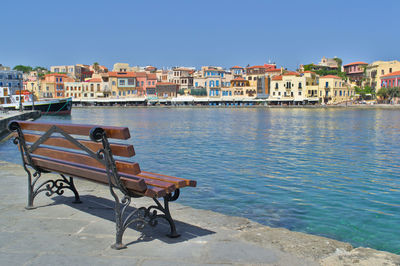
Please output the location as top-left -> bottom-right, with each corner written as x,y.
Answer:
24,168 -> 82,209
147,189 -> 181,238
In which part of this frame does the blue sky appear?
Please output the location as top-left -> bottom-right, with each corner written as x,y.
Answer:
2,0 -> 399,70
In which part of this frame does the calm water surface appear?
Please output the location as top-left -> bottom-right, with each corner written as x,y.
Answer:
1,107 -> 399,253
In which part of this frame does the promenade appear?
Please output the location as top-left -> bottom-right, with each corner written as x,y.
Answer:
0,160 -> 399,265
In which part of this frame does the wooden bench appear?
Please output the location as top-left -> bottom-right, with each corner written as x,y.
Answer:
8,120 -> 196,249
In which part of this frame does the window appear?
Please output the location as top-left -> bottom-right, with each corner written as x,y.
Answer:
273,92 -> 275,96
278,92 -> 281,96
335,90 -> 337,96
128,78 -> 135,85
325,82 -> 329,88
119,79 -> 126,86
390,68 -> 392,73
148,81 -> 151,85
291,92 -> 293,97
298,82 -> 302,89
382,70 -> 385,75
298,91 -> 301,96
275,83 -> 278,89
284,92 -> 287,96
141,81 -> 144,86
248,77 -> 252,80
339,90 -> 342,96
112,81 -> 116,86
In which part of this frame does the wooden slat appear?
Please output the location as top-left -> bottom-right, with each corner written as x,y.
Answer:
24,133 -> 135,157
140,171 -> 197,187
30,156 -> 167,198
30,156 -> 147,192
31,147 -> 141,175
121,173 -> 176,193
137,172 -> 186,188
15,120 -> 130,140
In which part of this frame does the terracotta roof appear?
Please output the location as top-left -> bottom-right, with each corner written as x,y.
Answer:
46,73 -> 69,77
147,73 -> 157,79
302,71 -> 316,74
231,66 -> 243,69
381,71 -> 400,78
266,69 -> 281,72
135,72 -> 147,77
272,75 -> 282,81
86,78 -> 102,82
343,62 -> 368,67
283,71 -> 301,76
232,77 -> 246,81
320,75 -> 342,79
247,65 -> 267,69
108,71 -> 136,78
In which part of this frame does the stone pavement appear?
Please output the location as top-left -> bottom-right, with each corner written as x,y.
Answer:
0,160 -> 399,266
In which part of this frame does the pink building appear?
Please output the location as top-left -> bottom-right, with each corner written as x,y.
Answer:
135,72 -> 157,96
343,62 -> 368,85
381,71 -> 400,88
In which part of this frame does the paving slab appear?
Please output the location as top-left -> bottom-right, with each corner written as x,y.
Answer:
0,160 -> 399,265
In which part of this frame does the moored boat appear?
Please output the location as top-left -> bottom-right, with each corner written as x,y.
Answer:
0,88 -> 72,115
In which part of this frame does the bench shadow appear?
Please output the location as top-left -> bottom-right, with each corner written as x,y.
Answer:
49,195 -> 215,247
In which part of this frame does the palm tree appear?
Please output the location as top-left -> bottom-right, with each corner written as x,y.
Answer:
92,62 -> 100,73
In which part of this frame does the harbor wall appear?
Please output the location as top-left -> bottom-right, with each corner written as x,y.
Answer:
0,111 -> 41,141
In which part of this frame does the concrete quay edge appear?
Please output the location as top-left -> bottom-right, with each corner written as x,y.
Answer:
0,111 -> 41,141
0,160 -> 399,266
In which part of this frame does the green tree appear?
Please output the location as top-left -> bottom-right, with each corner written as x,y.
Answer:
13,65 -> 33,73
377,87 -> 389,101
92,62 -> 100,73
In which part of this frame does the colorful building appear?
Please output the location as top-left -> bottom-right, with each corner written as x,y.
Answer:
318,75 -> 353,104
156,82 -> 179,99
364,60 -> 400,92
380,71 -> 400,88
343,62 -> 368,85
108,72 -> 138,98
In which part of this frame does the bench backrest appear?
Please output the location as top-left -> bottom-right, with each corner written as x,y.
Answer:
9,120 -> 147,192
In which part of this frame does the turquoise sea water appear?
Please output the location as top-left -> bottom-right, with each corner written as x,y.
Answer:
1,107 -> 399,253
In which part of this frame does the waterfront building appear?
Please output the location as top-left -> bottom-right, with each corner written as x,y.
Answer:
0,64 -> 10,71
0,70 -> 23,95
380,71 -> 400,88
136,72 -> 157,96
42,73 -> 74,98
343,62 -> 368,86
245,65 -> 277,98
108,72 -> 138,98
50,64 -> 92,82
156,82 -> 179,99
64,82 -> 83,99
230,66 -> 245,78
268,71 -> 317,104
318,75 -> 353,104
364,60 -> 400,92
170,67 -> 194,92
230,77 -> 252,97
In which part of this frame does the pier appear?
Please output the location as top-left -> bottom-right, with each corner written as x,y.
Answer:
0,110 -> 41,141
0,160 -> 399,265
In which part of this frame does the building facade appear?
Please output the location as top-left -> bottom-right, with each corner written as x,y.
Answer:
343,62 -> 368,86
364,60 -> 400,92
0,70 -> 23,95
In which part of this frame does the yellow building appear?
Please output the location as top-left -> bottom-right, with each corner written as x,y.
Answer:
108,72 -> 139,98
268,71 -> 319,104
364,60 -> 400,92
319,75 -> 354,104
